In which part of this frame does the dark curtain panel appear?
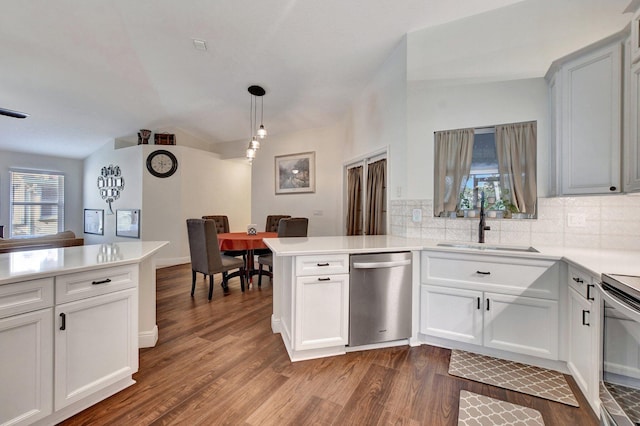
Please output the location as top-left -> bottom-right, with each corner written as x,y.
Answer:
366,159 -> 386,235
346,166 -> 363,235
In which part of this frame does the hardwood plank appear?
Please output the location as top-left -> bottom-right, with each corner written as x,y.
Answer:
60,263 -> 600,426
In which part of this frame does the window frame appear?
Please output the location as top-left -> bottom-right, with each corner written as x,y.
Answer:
9,168 -> 65,238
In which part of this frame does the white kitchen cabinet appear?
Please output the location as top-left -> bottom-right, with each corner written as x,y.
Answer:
0,309 -> 53,426
294,273 -> 349,350
55,288 -> 137,410
420,285 -> 558,360
566,265 -> 600,413
625,60 -> 640,192
0,278 -> 54,426
421,251 -> 560,361
547,35 -> 623,195
484,292 -> 558,359
420,285 -> 482,345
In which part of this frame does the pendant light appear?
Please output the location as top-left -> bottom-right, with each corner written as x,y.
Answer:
245,85 -> 267,162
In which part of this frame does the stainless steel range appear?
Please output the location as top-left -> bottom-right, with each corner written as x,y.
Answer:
600,273 -> 640,426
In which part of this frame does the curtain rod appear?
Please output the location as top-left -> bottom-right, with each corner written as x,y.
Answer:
433,119 -> 536,134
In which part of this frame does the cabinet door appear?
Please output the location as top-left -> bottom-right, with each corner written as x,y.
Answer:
561,42 -> 622,194
294,274 -> 349,350
626,61 -> 640,192
54,288 -> 137,410
484,293 -> 559,360
567,287 -> 594,401
420,285 -> 482,345
0,309 -> 53,426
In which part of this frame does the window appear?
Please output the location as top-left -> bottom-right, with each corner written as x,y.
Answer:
10,169 -> 65,238
434,121 -> 537,218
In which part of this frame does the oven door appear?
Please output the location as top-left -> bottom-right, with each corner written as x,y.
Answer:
599,282 -> 640,426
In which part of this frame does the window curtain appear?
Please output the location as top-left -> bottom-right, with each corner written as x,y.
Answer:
433,129 -> 475,217
346,166 -> 363,235
366,159 -> 386,235
495,121 -> 537,215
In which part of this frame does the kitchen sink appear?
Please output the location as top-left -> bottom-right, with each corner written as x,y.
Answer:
436,242 -> 539,253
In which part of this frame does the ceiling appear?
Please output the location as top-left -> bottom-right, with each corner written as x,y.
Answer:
0,0 -> 631,159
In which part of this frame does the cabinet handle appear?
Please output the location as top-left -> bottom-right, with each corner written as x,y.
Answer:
316,263 -> 330,267
610,186 -> 617,192
476,271 -> 491,275
582,310 -> 590,326
477,297 -> 481,310
587,284 -> 594,301
486,298 -> 490,311
59,313 -> 66,331
92,278 -> 112,285
572,277 -> 584,284
317,277 -> 331,281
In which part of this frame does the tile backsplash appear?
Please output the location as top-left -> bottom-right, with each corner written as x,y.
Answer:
390,195 -> 640,251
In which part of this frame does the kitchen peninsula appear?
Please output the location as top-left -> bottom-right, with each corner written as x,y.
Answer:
0,241 -> 166,426
264,235 -> 640,415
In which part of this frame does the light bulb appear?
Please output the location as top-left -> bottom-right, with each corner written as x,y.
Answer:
250,137 -> 260,150
246,147 -> 256,159
257,125 -> 267,138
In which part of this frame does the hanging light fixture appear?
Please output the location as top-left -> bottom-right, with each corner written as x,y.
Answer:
245,85 -> 267,162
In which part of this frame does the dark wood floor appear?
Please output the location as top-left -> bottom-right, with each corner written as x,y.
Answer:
61,263 -> 598,425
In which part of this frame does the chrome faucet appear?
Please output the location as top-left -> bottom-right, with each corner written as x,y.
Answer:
478,192 -> 491,243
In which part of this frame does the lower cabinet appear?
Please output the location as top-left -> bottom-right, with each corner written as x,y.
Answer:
420,285 -> 482,345
420,285 -> 559,360
0,309 -> 53,426
54,288 -> 138,410
567,286 -> 595,398
484,292 -> 558,359
294,274 -> 349,350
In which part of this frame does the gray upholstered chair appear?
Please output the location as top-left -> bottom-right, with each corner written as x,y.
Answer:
265,215 -> 291,232
254,215 -> 291,257
186,219 -> 246,300
202,215 -> 247,260
257,217 -> 308,287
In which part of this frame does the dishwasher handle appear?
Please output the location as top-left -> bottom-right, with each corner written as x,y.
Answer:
352,259 -> 411,269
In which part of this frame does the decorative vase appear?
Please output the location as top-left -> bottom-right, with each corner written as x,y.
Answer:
138,129 -> 152,144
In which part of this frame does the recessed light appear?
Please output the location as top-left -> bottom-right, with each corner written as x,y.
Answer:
192,39 -> 207,51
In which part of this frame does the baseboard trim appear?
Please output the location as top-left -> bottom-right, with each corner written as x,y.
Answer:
139,325 -> 158,348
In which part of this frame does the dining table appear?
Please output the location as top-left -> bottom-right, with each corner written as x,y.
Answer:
217,231 -> 277,285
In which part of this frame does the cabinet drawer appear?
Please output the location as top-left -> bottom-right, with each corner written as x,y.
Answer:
56,265 -> 138,304
0,278 -> 54,319
423,252 -> 559,299
567,265 -> 596,301
295,254 -> 349,277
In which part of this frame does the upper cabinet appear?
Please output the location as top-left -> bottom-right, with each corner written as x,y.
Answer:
547,34 -> 624,195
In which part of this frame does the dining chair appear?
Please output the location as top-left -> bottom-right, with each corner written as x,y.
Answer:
186,219 -> 246,300
254,215 -> 292,257
202,215 -> 247,261
257,217 -> 308,287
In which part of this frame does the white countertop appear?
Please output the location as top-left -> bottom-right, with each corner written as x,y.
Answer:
264,235 -> 424,256
264,235 -> 640,279
0,241 -> 168,285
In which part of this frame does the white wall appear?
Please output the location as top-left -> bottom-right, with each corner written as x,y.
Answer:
250,124 -> 345,236
83,142 -> 144,245
0,149 -> 84,237
406,78 -> 550,200
84,143 -> 251,265
345,38 -> 408,200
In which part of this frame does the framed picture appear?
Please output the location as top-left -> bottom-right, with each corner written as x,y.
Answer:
116,209 -> 140,238
84,209 -> 104,235
275,151 -> 316,194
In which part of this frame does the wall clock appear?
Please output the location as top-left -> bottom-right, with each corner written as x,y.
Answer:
146,149 -> 178,178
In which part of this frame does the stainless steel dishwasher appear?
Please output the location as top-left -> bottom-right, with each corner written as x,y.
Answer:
349,251 -> 412,346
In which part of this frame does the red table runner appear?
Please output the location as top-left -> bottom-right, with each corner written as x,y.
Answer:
217,232 -> 277,251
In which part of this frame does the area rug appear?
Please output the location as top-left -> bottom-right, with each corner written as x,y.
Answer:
449,350 -> 579,407
458,390 -> 545,426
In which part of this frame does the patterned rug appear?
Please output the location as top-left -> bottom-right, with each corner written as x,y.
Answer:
449,350 -> 579,407
458,391 -> 545,425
